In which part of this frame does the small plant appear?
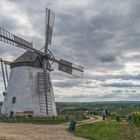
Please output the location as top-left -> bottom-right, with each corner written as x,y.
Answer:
116,115 -> 121,122
82,115 -> 90,120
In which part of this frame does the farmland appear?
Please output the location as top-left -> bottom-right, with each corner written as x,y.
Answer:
57,101 -> 140,117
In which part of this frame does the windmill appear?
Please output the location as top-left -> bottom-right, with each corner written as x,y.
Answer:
0,8 -> 84,117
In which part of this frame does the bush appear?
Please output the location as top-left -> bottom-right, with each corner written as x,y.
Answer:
130,112 -> 140,126
116,115 -> 121,122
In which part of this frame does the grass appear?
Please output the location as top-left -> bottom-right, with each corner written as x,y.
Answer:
75,120 -> 140,140
0,117 -> 68,125
0,115 -> 87,125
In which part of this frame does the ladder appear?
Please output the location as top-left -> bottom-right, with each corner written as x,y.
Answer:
37,72 -> 53,115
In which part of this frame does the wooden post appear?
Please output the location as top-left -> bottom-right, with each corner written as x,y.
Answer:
0,58 -> 6,90
4,62 -> 9,83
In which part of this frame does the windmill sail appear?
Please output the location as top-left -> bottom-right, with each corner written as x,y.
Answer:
0,27 -> 43,55
58,59 -> 84,77
0,27 -> 32,50
45,8 -> 55,45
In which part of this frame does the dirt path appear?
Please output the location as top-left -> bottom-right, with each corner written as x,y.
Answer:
0,116 -> 102,140
77,116 -> 102,126
62,116 -> 102,126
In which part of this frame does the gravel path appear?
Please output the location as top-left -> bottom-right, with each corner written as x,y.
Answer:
0,116 -> 102,140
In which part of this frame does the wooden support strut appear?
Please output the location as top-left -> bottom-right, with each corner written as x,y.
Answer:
0,58 -> 6,90
4,62 -> 9,83
43,60 -> 48,115
0,59 -> 11,65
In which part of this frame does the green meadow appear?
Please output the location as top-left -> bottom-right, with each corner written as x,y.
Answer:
75,120 -> 140,140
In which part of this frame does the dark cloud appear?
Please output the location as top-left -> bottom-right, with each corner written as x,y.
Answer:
53,79 -> 82,88
126,94 -> 140,99
103,82 -> 140,88
115,74 -> 140,80
99,94 -> 116,99
85,73 -> 140,81
99,54 -> 116,63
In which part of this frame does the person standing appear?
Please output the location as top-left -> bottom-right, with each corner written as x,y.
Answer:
69,119 -> 77,132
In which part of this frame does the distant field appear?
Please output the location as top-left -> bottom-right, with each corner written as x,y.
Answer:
57,101 -> 140,118
75,120 -> 140,140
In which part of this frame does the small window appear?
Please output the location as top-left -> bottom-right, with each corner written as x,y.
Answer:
12,97 -> 16,104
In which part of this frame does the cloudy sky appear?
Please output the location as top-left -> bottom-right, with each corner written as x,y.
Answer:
0,0 -> 140,102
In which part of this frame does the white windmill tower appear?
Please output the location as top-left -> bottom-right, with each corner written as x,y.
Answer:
0,8 -> 84,117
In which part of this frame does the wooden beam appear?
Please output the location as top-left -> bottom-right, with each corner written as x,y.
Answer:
0,58 -> 6,90
4,62 -> 9,83
0,59 -> 11,65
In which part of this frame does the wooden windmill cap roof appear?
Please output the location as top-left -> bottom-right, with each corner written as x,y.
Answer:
11,51 -> 43,68
14,51 -> 38,63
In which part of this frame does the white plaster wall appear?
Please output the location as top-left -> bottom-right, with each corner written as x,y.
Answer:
1,66 -> 57,116
50,84 -> 57,116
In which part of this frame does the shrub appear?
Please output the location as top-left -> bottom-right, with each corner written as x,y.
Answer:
116,115 -> 121,122
130,112 -> 140,126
